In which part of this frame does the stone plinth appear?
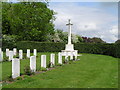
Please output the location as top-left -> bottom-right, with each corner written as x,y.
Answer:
61,50 -> 78,60
65,44 -> 74,51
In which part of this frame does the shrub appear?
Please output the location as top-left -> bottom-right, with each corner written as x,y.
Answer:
16,41 -> 120,58
56,63 -> 62,66
41,67 -> 47,71
3,56 -> 9,62
7,75 -> 14,82
16,41 -> 65,53
16,77 -> 22,80
24,66 -> 33,76
2,35 -> 18,51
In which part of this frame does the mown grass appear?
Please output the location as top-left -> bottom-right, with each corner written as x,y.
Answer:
1,52 -> 60,81
1,53 -> 118,88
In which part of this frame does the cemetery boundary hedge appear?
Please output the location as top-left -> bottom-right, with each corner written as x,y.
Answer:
15,41 -> 120,58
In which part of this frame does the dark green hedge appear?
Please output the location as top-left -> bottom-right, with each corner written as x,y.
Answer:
3,41 -> 120,58
16,41 -> 65,53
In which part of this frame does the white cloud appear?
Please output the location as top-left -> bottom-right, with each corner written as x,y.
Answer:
110,25 -> 118,35
49,2 -> 118,43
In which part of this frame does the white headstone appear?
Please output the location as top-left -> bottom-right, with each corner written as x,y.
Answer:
6,49 -> 9,57
50,54 -> 55,67
12,58 -> 20,79
58,52 -> 62,64
41,55 -> 46,68
30,56 -> 36,72
19,50 -> 23,59
33,49 -> 37,56
13,48 -> 17,56
9,51 -> 13,61
0,51 -> 3,62
27,49 -> 30,58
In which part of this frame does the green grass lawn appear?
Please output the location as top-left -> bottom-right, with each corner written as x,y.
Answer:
1,53 -> 118,88
1,52 -> 60,81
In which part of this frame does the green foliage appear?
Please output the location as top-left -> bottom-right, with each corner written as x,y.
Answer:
23,75 -> 30,79
56,63 -> 62,66
2,2 -> 55,41
77,35 -> 83,42
2,35 -> 17,50
16,77 -> 22,80
41,67 -> 47,71
24,66 -> 33,76
7,76 -> 14,82
3,56 -> 9,62
115,39 -> 120,44
16,41 -> 120,58
3,54 -> 118,88
82,37 -> 106,43
16,41 -> 65,53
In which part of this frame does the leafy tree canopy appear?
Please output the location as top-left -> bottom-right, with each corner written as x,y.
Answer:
2,2 -> 55,41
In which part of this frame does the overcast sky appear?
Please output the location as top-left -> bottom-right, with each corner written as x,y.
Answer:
49,2 -> 118,43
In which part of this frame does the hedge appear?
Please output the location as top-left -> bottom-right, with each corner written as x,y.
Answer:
2,41 -> 120,58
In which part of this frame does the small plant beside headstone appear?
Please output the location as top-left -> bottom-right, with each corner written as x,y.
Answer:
41,67 -> 47,71
3,56 -> 9,62
24,66 -> 34,76
16,77 -> 23,80
7,75 -> 14,82
56,63 -> 62,66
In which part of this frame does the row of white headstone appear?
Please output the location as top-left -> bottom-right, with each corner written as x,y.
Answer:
12,52 -> 62,79
0,48 -> 37,62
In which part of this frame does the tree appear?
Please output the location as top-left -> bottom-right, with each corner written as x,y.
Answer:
2,2 -> 55,41
91,37 -> 106,43
115,39 -> 120,44
82,37 -> 105,43
76,35 -> 83,43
